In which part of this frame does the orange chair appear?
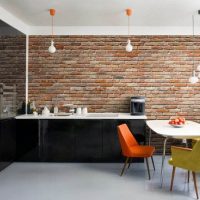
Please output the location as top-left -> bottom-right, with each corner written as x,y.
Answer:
117,124 -> 155,179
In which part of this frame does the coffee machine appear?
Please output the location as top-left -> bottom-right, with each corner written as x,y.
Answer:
130,96 -> 145,115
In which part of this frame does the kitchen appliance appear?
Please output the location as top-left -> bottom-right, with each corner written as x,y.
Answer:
130,96 -> 145,115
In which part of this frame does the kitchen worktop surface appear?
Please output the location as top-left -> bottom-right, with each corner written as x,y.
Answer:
15,113 -> 147,120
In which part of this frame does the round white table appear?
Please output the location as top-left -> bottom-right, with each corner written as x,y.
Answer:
146,120 -> 200,186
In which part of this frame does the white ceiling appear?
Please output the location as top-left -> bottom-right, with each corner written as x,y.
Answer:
1,0 -> 200,27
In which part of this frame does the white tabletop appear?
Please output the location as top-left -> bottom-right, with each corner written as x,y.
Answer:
146,120 -> 200,139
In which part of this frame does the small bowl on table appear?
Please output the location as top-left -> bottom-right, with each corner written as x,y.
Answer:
168,116 -> 186,128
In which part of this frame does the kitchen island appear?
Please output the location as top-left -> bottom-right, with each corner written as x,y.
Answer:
15,113 -> 147,162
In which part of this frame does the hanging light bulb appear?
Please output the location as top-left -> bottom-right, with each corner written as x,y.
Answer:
125,8 -> 133,52
48,9 -> 56,53
48,40 -> 56,53
189,70 -> 198,84
126,39 -> 133,52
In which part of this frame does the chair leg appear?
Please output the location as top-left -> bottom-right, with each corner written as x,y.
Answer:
151,156 -> 155,171
170,166 -> 176,191
128,158 -> 132,169
120,157 -> 129,176
188,170 -> 190,183
145,158 -> 151,180
192,171 -> 199,199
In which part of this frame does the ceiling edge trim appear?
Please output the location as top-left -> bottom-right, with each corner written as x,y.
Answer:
0,6 -> 29,34
29,26 -> 197,35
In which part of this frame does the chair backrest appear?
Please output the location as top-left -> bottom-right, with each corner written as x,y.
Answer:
190,140 -> 200,171
117,124 -> 139,156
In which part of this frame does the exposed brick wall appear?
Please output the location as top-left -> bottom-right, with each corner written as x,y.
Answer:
0,35 -> 26,111
29,35 -> 200,154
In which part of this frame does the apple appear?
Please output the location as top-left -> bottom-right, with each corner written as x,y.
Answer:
169,116 -> 186,126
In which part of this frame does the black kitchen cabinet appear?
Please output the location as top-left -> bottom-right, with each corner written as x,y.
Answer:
41,120 -> 76,162
75,120 -> 102,162
0,118 -> 16,170
41,120 -> 102,162
102,120 -> 122,162
102,119 -> 145,162
16,119 -> 38,161
16,118 -> 146,162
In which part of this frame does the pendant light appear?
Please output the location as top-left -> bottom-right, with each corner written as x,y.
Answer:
48,8 -> 56,53
125,8 -> 133,52
189,15 -> 198,84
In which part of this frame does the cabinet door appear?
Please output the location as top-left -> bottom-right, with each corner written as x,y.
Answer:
0,118 -> 16,170
42,120 -> 76,162
16,119 -> 39,161
102,120 -> 122,162
74,120 -> 102,162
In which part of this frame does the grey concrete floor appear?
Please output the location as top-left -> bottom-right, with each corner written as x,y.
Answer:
0,156 -> 198,200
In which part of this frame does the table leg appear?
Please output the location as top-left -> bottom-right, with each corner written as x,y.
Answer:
160,137 -> 169,187
148,128 -> 152,146
186,139 -> 188,148
38,119 -> 41,159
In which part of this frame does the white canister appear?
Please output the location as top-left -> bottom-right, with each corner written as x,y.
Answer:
76,107 -> 82,115
82,107 -> 88,115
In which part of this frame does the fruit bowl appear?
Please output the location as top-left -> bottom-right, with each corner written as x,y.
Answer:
168,116 -> 186,128
170,124 -> 185,128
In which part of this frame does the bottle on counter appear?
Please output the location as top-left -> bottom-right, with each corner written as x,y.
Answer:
54,105 -> 58,114
30,101 -> 36,113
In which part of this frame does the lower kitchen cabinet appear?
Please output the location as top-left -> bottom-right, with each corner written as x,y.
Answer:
42,120 -> 75,162
102,120 -> 121,162
16,119 -> 146,162
16,119 -> 38,161
41,120 -> 102,162
102,120 -> 145,162
0,118 -> 16,170
74,120 -> 102,162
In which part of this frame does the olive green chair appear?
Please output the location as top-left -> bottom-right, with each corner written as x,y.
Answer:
169,140 -> 200,199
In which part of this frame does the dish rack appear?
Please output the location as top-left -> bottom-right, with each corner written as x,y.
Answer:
0,83 -> 17,118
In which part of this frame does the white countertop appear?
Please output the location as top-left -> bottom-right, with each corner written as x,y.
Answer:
15,113 -> 147,120
147,120 -> 200,139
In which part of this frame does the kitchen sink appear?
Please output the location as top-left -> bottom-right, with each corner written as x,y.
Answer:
86,113 -> 118,118
54,112 -> 72,116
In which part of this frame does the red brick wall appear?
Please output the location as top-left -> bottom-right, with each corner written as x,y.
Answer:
29,35 -> 200,153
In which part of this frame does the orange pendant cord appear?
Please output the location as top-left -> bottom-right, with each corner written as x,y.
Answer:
49,9 -> 56,38
125,8 -> 132,36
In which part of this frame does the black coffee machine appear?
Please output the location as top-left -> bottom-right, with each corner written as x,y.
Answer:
130,96 -> 145,115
